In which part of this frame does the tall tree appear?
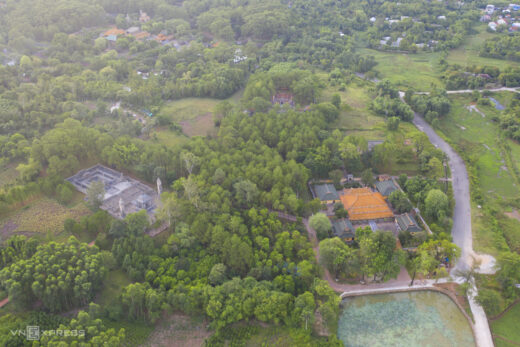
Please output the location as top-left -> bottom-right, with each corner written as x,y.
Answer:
86,180 -> 105,210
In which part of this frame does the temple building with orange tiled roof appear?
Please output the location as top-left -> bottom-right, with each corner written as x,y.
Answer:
103,28 -> 125,37
340,187 -> 394,222
134,31 -> 151,40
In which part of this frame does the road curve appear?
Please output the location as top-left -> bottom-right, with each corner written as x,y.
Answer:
401,92 -> 495,347
411,110 -> 473,270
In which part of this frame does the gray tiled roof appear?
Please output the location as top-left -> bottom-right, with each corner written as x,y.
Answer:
331,218 -> 355,239
314,184 -> 339,201
396,213 -> 422,233
375,180 -> 399,196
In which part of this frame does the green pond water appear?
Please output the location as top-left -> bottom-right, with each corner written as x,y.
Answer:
338,291 -> 475,347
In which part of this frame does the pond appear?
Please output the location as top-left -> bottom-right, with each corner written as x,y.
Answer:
338,291 -> 475,347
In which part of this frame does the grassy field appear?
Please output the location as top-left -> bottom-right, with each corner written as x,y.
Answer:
158,97 -> 221,122
447,25 -> 520,69
322,79 -> 426,176
358,48 -> 443,91
157,89 -> 243,138
491,302 -> 520,347
321,80 -> 386,139
105,319 -> 155,347
438,95 -> 518,199
203,323 -> 331,346
149,128 -> 189,147
0,196 -> 91,238
142,314 -> 211,347
96,270 -> 153,346
337,88 -> 384,135
96,269 -> 131,307
437,93 -> 520,254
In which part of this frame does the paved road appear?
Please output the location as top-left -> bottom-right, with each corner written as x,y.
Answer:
410,104 -> 473,271
412,87 -> 519,95
446,87 -> 519,94
400,91 -> 495,347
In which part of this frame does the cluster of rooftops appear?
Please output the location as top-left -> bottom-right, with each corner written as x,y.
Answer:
312,176 -> 422,243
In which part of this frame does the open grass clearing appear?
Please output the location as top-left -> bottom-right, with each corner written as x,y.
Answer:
158,89 -> 243,138
179,113 -> 217,137
437,94 -> 520,255
0,196 -> 91,238
447,25 -> 520,70
142,314 -> 211,347
323,82 -> 386,137
491,301 -> 520,347
96,269 -> 131,307
105,319 -> 154,347
438,95 -> 518,199
358,48 -> 443,91
158,98 -> 221,123
499,215 -> 520,253
324,80 -> 424,175
150,128 -> 189,147
436,92 -> 520,255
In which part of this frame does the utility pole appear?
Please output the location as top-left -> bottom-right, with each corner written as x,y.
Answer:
443,160 -> 448,192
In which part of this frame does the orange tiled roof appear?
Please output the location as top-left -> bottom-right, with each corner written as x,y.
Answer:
340,187 -> 394,221
103,28 -> 125,37
134,31 -> 150,40
155,33 -> 173,42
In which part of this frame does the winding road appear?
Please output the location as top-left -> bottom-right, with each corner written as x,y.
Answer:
400,91 -> 496,347
402,92 -> 474,271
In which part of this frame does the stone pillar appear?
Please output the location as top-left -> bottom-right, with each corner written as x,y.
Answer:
119,198 -> 124,218
157,177 -> 162,195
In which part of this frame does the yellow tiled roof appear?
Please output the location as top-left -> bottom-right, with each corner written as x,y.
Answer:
340,188 -> 394,221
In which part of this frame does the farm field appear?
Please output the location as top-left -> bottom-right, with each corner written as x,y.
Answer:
491,302 -> 520,347
447,25 -> 520,69
358,48 -> 443,91
0,196 -> 91,239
